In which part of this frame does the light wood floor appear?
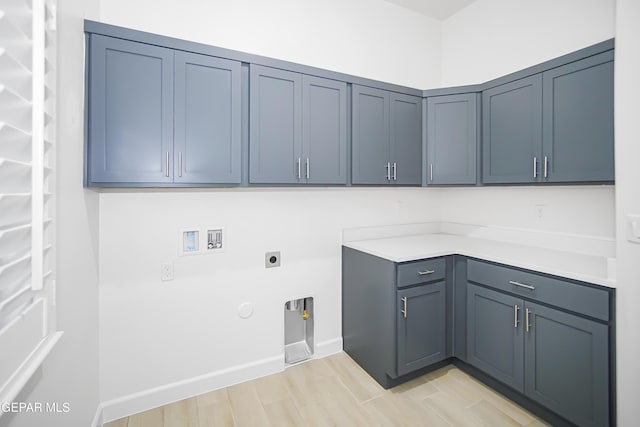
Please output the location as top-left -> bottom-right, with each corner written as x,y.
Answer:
104,352 -> 550,427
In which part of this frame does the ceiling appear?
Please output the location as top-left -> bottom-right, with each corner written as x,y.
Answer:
384,0 -> 477,20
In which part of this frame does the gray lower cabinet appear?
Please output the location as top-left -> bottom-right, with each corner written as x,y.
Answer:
426,93 -> 479,185
467,283 -> 524,391
542,51 -> 614,183
352,85 -> 422,185
397,281 -> 446,376
467,260 -> 611,427
342,247 -> 447,388
87,35 -> 241,186
249,65 -> 347,184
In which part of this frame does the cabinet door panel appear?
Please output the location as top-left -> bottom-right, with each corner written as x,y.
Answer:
542,51 -> 614,183
249,65 -> 302,183
482,75 -> 542,184
397,282 -> 446,376
467,284 -> 524,392
525,302 -> 609,427
302,76 -> 347,184
390,93 -> 422,185
352,85 -> 390,184
427,93 -> 478,185
89,35 -> 174,183
174,52 -> 241,184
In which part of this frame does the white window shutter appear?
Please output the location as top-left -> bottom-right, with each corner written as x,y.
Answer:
0,0 -> 61,407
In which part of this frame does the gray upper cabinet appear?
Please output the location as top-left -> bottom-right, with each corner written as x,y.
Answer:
542,51 -> 614,183
524,302 -> 609,427
174,52 -> 241,184
352,85 -> 390,185
302,75 -> 348,184
89,35 -> 174,184
87,35 -> 242,186
352,85 -> 422,185
249,65 -> 302,184
427,93 -> 478,185
390,93 -> 422,185
397,281 -> 446,376
467,283 -> 524,392
482,75 -> 543,184
249,66 -> 347,184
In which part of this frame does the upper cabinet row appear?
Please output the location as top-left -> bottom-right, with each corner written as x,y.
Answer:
428,50 -> 615,185
85,28 -> 614,187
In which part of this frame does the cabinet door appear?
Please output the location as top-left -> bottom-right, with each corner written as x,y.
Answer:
542,51 -> 614,183
89,35 -> 174,184
482,75 -> 542,184
427,93 -> 478,185
249,65 -> 302,184
302,76 -> 347,184
352,85 -> 390,184
397,282 -> 446,376
467,284 -> 524,392
524,302 -> 609,427
174,52 -> 241,184
390,93 -> 422,185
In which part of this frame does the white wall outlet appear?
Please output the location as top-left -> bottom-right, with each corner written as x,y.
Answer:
161,263 -> 174,281
627,214 -> 640,244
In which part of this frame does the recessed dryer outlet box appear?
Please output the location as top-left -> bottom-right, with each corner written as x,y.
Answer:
179,228 -> 201,256
265,251 -> 281,268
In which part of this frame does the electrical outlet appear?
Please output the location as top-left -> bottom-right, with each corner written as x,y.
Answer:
161,263 -> 174,281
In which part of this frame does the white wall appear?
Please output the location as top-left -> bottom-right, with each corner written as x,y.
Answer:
95,0 -> 619,420
99,189 -> 441,404
615,0 -> 640,425
99,0 -> 442,89
5,1 -> 102,427
441,0 -> 616,86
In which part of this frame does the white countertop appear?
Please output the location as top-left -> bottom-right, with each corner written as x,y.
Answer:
343,233 -> 616,288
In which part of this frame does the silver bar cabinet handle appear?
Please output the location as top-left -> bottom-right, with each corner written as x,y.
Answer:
418,270 -> 435,276
514,305 -> 520,328
401,297 -> 408,318
430,163 -> 433,182
178,152 -> 183,177
297,157 -> 301,179
509,280 -> 536,290
544,156 -> 548,178
533,157 -> 538,178
393,162 -> 397,180
306,158 -> 310,179
526,308 -> 531,332
165,152 -> 170,177
385,162 -> 391,180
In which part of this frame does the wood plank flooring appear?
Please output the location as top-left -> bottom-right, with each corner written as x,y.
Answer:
104,352 -> 550,427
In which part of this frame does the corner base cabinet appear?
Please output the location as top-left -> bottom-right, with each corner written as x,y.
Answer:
467,259 -> 612,427
342,247 -> 448,388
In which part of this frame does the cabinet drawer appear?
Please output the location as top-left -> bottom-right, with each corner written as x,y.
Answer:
397,258 -> 446,288
467,259 -> 609,321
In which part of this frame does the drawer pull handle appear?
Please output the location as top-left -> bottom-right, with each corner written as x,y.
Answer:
509,280 -> 535,290
418,270 -> 435,276
401,297 -> 407,318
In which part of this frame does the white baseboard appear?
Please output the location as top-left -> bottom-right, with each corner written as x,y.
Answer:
90,405 -> 103,427
100,337 -> 343,424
